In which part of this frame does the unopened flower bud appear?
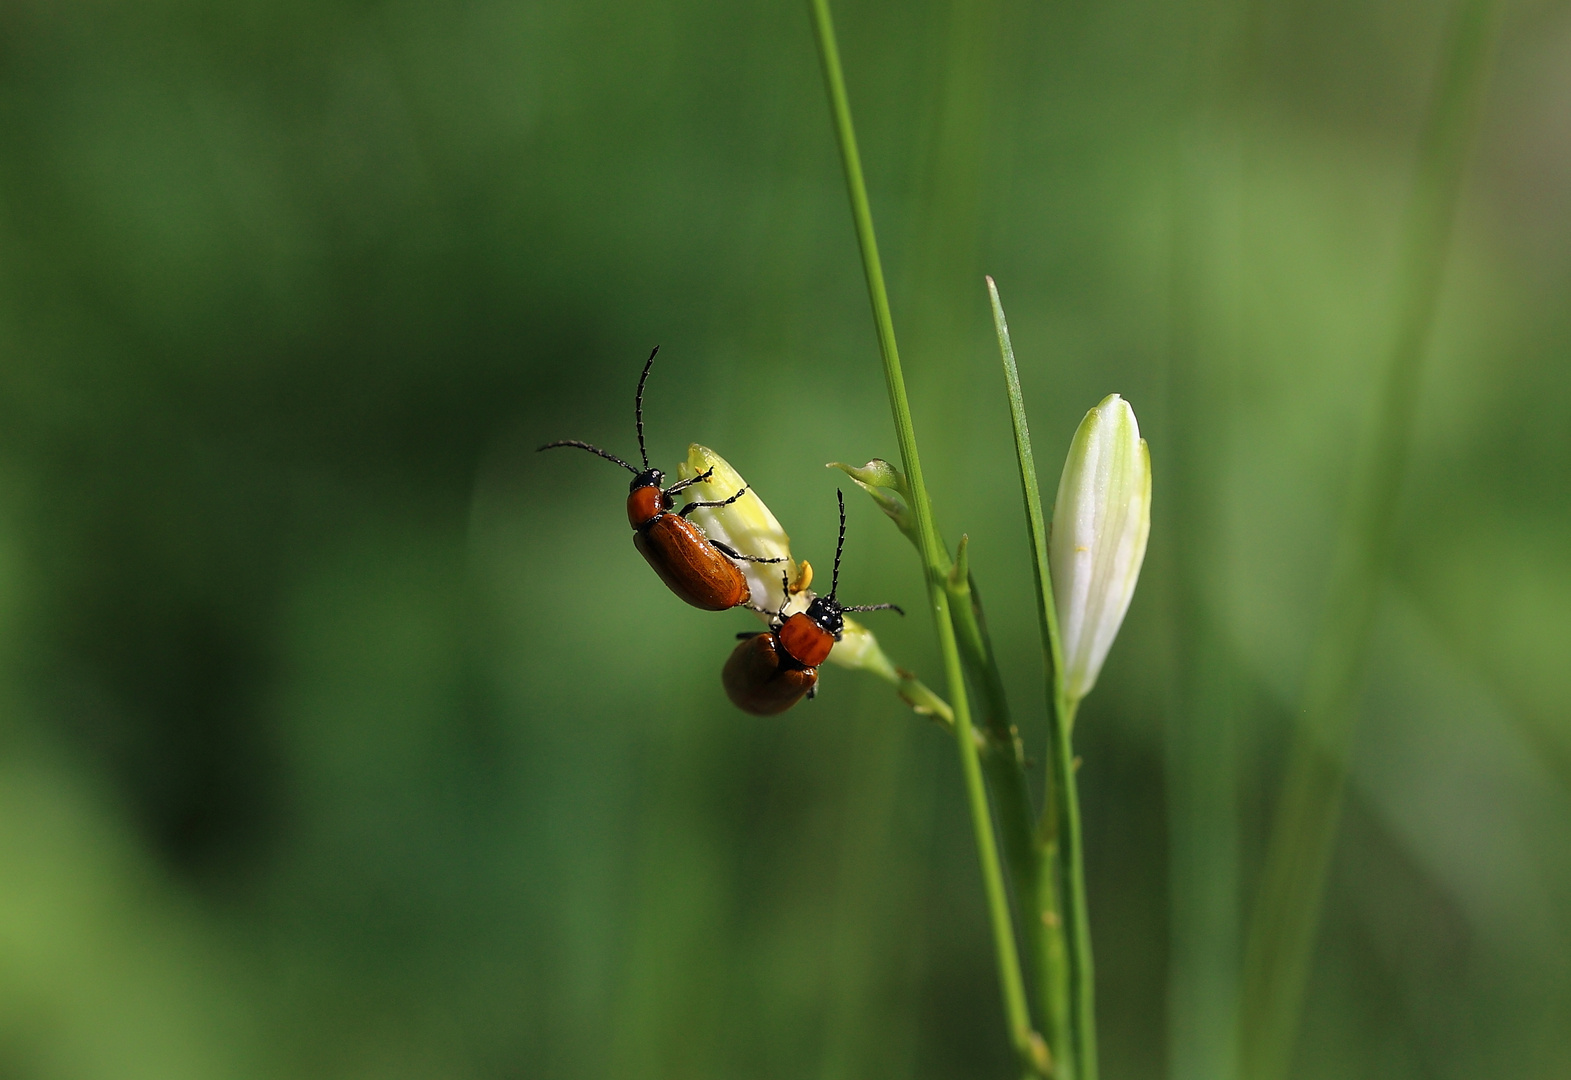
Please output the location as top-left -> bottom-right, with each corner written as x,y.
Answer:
827,458 -> 918,545
1050,394 -> 1152,704
677,444 -> 801,617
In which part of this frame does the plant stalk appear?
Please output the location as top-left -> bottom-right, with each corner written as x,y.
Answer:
991,277 -> 1097,1079
861,487 -> 1067,1069
808,2 -> 1044,1074
1050,692 -> 1094,1080
945,557 -> 1061,1067
863,480 -> 1070,1071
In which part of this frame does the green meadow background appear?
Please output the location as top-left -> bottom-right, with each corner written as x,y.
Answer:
1,1 -> 1568,1078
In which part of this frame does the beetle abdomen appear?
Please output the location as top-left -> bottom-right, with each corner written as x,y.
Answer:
634,514 -> 750,610
723,634 -> 818,716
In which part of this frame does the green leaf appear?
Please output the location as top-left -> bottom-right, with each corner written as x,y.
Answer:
989,277 -> 1065,690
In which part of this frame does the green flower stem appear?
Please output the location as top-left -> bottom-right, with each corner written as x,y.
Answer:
991,277 -> 1097,1080
945,543 -> 1060,1064
1033,797 -> 1072,1080
849,468 -> 1067,1069
808,2 -> 1044,1074
894,672 -> 957,730
876,666 -> 959,733
849,465 -> 1066,1068
1238,3 -> 1503,1078
1049,691 -> 1093,1080
945,549 -> 1040,904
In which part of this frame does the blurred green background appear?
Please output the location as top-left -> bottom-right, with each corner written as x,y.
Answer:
1,0 -> 1568,1077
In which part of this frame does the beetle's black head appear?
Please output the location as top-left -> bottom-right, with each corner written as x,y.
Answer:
630,468 -> 664,492
803,595 -> 844,639
802,490 -> 905,634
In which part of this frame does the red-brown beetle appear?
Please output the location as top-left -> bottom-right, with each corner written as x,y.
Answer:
724,490 -> 901,715
540,347 -> 784,611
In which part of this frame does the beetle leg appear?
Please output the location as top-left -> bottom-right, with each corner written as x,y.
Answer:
711,539 -> 786,564
806,685 -> 817,701
663,467 -> 715,497
677,486 -> 748,518
735,631 -> 764,640
745,575 -> 790,624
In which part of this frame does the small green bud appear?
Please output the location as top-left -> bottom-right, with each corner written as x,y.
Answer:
947,534 -> 971,592
828,459 -> 918,545
1050,394 -> 1152,704
827,457 -> 908,497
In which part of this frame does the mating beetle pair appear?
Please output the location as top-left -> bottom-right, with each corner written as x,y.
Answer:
541,350 -> 901,714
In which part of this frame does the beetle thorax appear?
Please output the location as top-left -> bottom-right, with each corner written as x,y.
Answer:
625,482 -> 665,529
777,610 -> 836,669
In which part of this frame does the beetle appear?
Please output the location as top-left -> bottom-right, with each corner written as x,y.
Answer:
723,490 -> 901,715
539,347 -> 784,611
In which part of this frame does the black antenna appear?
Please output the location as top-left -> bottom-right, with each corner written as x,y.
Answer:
635,346 -> 659,470
843,602 -> 904,616
830,489 -> 847,601
828,489 -> 902,616
538,440 -> 637,473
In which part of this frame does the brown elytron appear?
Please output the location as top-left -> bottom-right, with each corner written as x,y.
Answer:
635,512 -> 750,610
722,490 -> 902,715
539,347 -> 784,610
722,633 -> 819,715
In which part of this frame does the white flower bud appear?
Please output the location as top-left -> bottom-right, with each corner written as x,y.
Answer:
1050,394 -> 1152,704
676,444 -> 802,618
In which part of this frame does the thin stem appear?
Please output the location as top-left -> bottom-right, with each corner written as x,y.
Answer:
991,278 -> 1096,1079
895,672 -> 958,731
1239,2 -> 1503,1078
808,2 -> 1043,1074
1052,692 -> 1095,1080
858,480 -> 1065,1069
946,553 -> 1056,1061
